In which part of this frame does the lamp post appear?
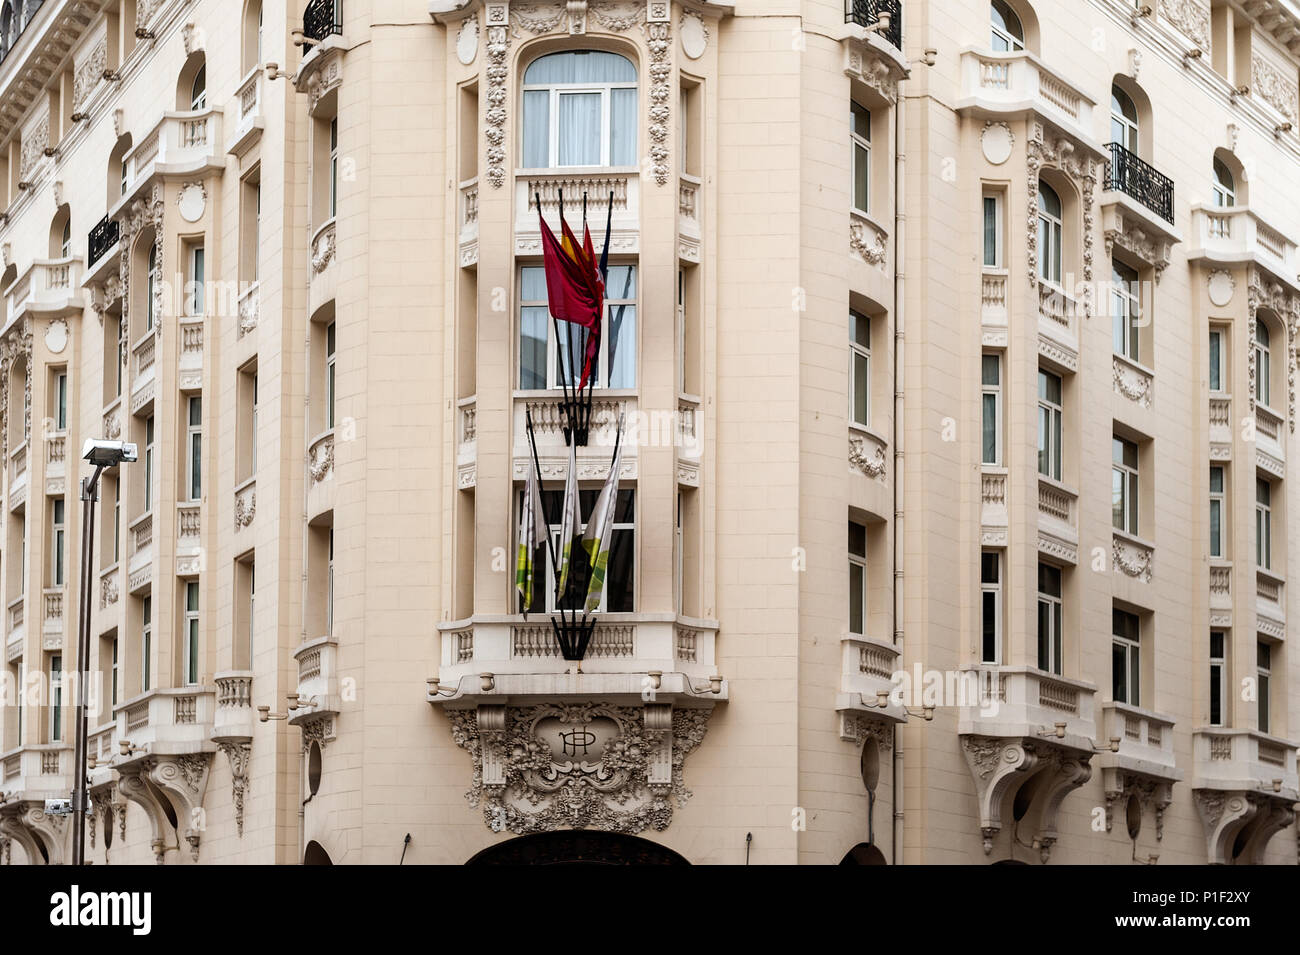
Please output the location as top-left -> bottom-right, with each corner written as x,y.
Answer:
71,439 -> 136,866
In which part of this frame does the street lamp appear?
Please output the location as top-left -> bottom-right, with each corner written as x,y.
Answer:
71,439 -> 136,866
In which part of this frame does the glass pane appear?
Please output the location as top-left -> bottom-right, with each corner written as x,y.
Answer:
981,354 -> 999,386
1112,291 -> 1125,354
981,552 -> 998,584
849,562 -> 864,634
1112,468 -> 1125,530
1209,663 -> 1222,724
851,310 -> 870,349
1130,652 -> 1140,707
605,527 -> 634,612
1210,631 -> 1224,658
558,92 -> 602,166
524,50 -> 637,84
610,88 -> 636,166
982,394 -> 997,464
520,266 -> 548,301
522,90 -> 550,168
1209,332 -> 1221,390
982,592 -> 996,662
519,306 -> 549,389
1052,411 -> 1061,479
1037,407 -> 1049,475
1037,600 -> 1050,670
1258,642 -> 1271,669
1210,466 -> 1223,493
848,521 -> 866,557
983,196 -> 998,267
606,264 -> 636,298
1038,563 -> 1060,597
1209,499 -> 1221,556
1258,674 -> 1269,732
853,142 -> 869,211
191,434 -> 202,500
1112,642 -> 1127,702
853,353 -> 870,426
1128,473 -> 1139,531
851,102 -> 871,140
607,303 -> 635,389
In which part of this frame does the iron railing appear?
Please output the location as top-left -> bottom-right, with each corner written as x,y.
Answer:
87,214 -> 120,267
302,0 -> 342,47
1105,142 -> 1174,224
845,0 -> 902,51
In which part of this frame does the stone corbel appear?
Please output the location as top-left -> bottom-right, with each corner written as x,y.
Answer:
1194,789 -> 1259,865
217,741 -> 252,838
840,711 -> 896,750
1102,207 -> 1172,282
1102,767 -> 1174,841
1015,747 -> 1092,862
1236,794 -> 1296,865
0,805 -> 47,865
89,780 -> 126,852
0,801 -> 66,865
841,34 -> 908,107
477,703 -> 507,787
117,762 -> 175,864
960,736 -> 1042,854
148,754 -> 212,862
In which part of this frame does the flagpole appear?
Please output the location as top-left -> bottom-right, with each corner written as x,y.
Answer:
524,406 -> 560,603
538,189 -> 578,443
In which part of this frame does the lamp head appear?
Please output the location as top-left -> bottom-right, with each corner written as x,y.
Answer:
82,438 -> 137,466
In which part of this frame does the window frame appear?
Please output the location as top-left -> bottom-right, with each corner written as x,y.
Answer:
51,497 -> 65,587
326,322 -> 337,430
1111,260 -> 1141,362
1111,608 -> 1140,706
184,580 -> 200,686
1257,640 -> 1271,734
49,653 -> 62,742
1212,157 -> 1236,208
1037,184 -> 1064,285
982,191 -> 1004,268
141,594 -> 152,692
1036,562 -> 1063,676
849,520 -> 867,638
850,309 -> 871,429
517,487 -> 637,614
1208,326 -> 1224,393
329,117 -> 338,219
187,395 -> 202,502
990,0 -> 1025,52
518,263 -> 638,391
980,550 -> 1002,664
53,369 -> 67,431
1255,319 -> 1271,409
982,353 -> 1002,466
1112,436 -> 1139,535
1209,630 -> 1226,727
187,244 -> 205,317
1209,465 -> 1225,559
520,52 -> 639,170
1109,86 -> 1139,153
144,415 -> 155,512
1037,369 -> 1063,481
1255,477 -> 1272,570
851,101 -> 871,215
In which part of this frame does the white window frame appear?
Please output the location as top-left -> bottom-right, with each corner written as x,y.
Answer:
1209,466 -> 1225,559
51,497 -> 65,587
112,479 -> 120,564
60,218 -> 71,259
1112,436 -> 1139,535
326,322 -> 337,430
849,520 -> 867,638
521,55 -> 638,169
1209,630 -> 1226,727
188,245 -> 205,316
190,63 -> 207,110
53,370 -> 67,431
144,415 -> 155,512
518,264 -> 638,391
517,488 -> 636,614
1037,370 -> 1063,481
1257,640 -> 1271,734
251,373 -> 259,472
1038,184 -> 1063,285
187,396 -> 202,502
850,309 -> 871,429
111,636 -> 119,708
49,654 -> 61,742
982,353 -> 1002,466
851,101 -> 871,215
327,529 -> 334,636
982,192 -> 1003,268
1037,563 -> 1063,676
248,559 -> 256,665
1111,608 -> 1140,706
1256,477 -> 1272,571
184,580 -> 199,686
990,0 -> 1025,52
1209,326 -> 1224,393
329,117 -> 338,219
145,245 -> 158,331
1255,319 -> 1271,409
141,594 -> 152,692
1212,158 -> 1236,208
980,550 -> 1002,664
1110,86 -> 1139,153
1111,261 -> 1141,362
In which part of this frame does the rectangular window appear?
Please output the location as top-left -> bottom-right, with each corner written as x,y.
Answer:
522,65 -> 637,169
327,529 -> 334,635
1111,609 -> 1140,706
851,102 -> 871,213
1036,563 -> 1063,675
113,479 -> 120,564
248,559 -> 256,664
1255,320 -> 1271,408
982,354 -> 1002,466
54,371 -> 67,431
1209,328 -> 1223,392
51,498 -> 65,587
849,520 -> 867,636
1209,466 -> 1225,558
141,595 -> 152,692
1256,477 -> 1272,570
980,550 -> 1001,664
1111,437 -> 1139,534
1037,370 -> 1063,480
251,373 -> 259,473
1209,630 -> 1225,727
329,117 -> 338,218
184,581 -> 199,686
49,654 -> 62,742
1111,261 -> 1140,362
850,310 -> 871,428
518,265 -> 637,390
326,322 -> 337,430
144,415 -> 155,512
520,489 -> 635,614
188,245 -> 205,316
982,192 -> 1002,268
1257,641 -> 1271,733
187,396 -> 202,501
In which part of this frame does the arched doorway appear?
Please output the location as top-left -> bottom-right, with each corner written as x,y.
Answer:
304,840 -> 333,865
839,843 -> 887,865
467,831 -> 690,865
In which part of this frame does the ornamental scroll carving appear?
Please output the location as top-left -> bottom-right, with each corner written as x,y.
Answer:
1027,123 -> 1098,320
849,431 -> 887,479
489,2 -> 674,186
73,39 -> 108,111
1160,0 -> 1210,50
1251,52 -> 1298,122
1247,266 -> 1300,431
449,702 -> 711,834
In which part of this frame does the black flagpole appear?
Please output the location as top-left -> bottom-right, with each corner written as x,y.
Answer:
539,189 -> 576,444
524,406 -> 559,613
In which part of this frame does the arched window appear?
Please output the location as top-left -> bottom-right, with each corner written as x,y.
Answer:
146,244 -> 158,331
1256,319 -> 1271,408
522,50 -> 637,168
190,63 -> 207,110
991,0 -> 1025,52
1037,183 -> 1063,285
1212,156 -> 1235,207
0,3 -> 12,58
1110,86 -> 1138,153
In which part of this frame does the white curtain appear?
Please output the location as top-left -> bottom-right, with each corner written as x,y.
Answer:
610,88 -> 636,166
558,92 -> 601,166
522,90 -> 549,168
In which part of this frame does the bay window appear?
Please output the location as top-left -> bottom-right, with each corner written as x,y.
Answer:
519,264 -> 637,390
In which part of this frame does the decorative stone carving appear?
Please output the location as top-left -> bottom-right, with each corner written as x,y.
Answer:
74,39 -> 108,111
300,716 -> 335,752
1102,768 -> 1173,840
1112,357 -> 1152,408
457,13 -> 479,65
840,712 -> 895,749
1159,0 -> 1210,50
680,9 -> 707,59
1251,52 -> 1298,122
483,2 -> 511,188
1247,266 -> 1300,430
1103,210 -> 1171,281
1027,123 -> 1098,319
309,433 -> 335,483
842,38 -> 903,107
1207,269 -> 1234,307
311,222 -> 337,273
235,485 -> 256,529
217,741 -> 251,838
306,53 -> 343,115
850,212 -> 888,266
642,14 -> 672,186
849,431 -> 886,479
100,573 -> 119,609
1113,535 -> 1152,582
238,287 -> 259,338
981,121 -> 1014,165
449,702 -> 711,834
20,116 -> 49,179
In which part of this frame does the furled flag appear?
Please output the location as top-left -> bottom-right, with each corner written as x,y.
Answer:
515,461 -> 548,616
538,202 -> 605,390
555,438 -> 581,600
581,417 -> 625,613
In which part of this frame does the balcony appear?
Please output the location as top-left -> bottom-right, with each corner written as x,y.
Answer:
227,68 -> 264,156
837,633 -> 907,734
309,218 -> 337,316
678,174 -> 701,263
1256,568 -> 1285,626
212,671 -> 256,742
292,635 -> 340,725
981,269 -> 1008,325
1037,477 -> 1078,564
1254,402 -> 1285,466
176,501 -> 200,575
1209,394 -> 1232,454
1209,561 -> 1232,613
118,109 -> 224,205
956,49 -> 1098,148
40,587 -> 63,646
127,511 -> 153,594
1104,142 -> 1174,225
116,687 -> 216,755
0,745 -> 71,799
5,258 -> 84,323
457,398 -> 476,489
7,441 -> 25,510
514,170 -> 639,251
307,429 -> 335,520
458,177 -> 478,267
1187,204 -> 1300,289
86,213 -> 120,273
513,394 -> 637,479
302,0 -> 343,47
1112,353 -> 1153,410
1097,702 -> 1181,842
1113,529 -> 1154,584
844,0 -> 901,48
1192,727 -> 1299,863
430,613 -> 726,706
130,330 -> 156,412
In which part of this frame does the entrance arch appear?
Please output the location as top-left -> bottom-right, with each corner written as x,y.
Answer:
839,842 -> 887,865
467,831 -> 690,865
304,840 -> 334,865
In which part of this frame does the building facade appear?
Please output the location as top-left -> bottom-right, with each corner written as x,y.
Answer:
0,0 -> 1294,865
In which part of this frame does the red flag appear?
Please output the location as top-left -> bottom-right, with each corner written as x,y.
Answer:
539,208 -> 604,389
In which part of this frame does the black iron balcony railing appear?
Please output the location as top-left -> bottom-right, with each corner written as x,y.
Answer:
88,214 -> 120,267
845,0 -> 902,51
1105,142 -> 1174,225
302,0 -> 342,47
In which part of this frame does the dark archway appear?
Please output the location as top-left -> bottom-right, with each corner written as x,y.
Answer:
467,831 -> 690,865
304,840 -> 333,865
839,843 -> 887,865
